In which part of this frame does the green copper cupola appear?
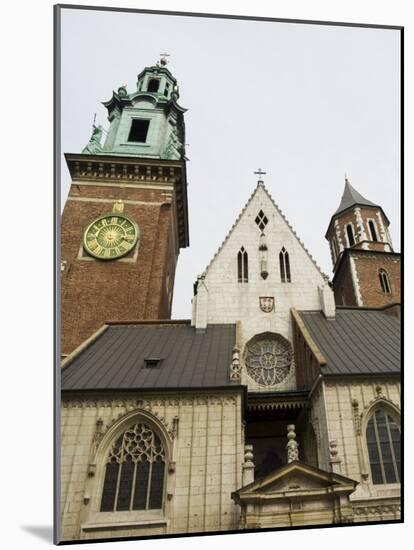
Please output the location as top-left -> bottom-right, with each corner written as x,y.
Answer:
82,56 -> 187,160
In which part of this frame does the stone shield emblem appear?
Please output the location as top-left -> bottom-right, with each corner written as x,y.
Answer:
259,296 -> 274,313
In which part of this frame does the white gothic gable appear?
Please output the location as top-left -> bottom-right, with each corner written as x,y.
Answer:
192,182 -> 334,393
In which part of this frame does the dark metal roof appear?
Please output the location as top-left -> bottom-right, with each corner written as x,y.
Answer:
298,309 -> 400,376
62,322 -> 236,391
334,179 -> 377,215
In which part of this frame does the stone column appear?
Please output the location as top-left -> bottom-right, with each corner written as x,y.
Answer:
242,445 -> 255,485
286,424 -> 299,463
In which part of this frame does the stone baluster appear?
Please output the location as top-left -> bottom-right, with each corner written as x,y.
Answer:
329,439 -> 342,474
242,445 -> 255,485
286,424 -> 299,463
230,346 -> 241,381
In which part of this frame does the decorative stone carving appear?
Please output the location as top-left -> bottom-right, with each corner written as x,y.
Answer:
171,416 -> 179,439
82,125 -> 104,154
162,126 -> 183,160
106,422 -> 166,465
230,346 -> 241,381
244,334 -> 292,386
351,398 -> 361,435
286,424 -> 299,463
112,199 -> 124,213
117,85 -> 127,97
259,297 -> 274,313
259,232 -> 269,279
63,394 -> 237,412
354,504 -> 400,516
329,439 -> 338,458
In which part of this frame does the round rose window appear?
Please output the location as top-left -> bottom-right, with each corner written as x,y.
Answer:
244,334 -> 292,386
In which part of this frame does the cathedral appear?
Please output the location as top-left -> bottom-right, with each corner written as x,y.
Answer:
59,58 -> 401,542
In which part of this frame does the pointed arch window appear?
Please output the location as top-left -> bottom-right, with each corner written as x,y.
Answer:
346,224 -> 355,247
238,247 -> 248,283
100,422 -> 166,512
379,269 -> 391,294
279,247 -> 291,283
366,408 -> 400,484
368,220 -> 378,242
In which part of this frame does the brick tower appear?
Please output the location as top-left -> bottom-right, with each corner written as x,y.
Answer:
61,57 -> 189,355
325,178 -> 400,308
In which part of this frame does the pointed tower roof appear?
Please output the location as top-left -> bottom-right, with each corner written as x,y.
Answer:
326,177 -> 389,239
334,178 -> 377,215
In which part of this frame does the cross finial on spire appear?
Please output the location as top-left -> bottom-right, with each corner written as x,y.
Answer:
160,52 -> 170,66
254,168 -> 266,182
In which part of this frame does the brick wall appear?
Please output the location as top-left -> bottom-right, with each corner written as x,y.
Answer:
327,206 -> 393,257
353,252 -> 401,307
61,181 -> 178,355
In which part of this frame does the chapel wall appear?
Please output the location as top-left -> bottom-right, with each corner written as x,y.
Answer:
60,391 -> 243,541
323,379 -> 401,521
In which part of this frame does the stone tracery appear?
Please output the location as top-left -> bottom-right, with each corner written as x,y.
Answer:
244,334 -> 292,386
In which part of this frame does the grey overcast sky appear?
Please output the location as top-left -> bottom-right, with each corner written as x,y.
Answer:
61,8 -> 400,319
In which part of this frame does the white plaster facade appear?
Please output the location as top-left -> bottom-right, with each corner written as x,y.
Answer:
192,182 -> 333,393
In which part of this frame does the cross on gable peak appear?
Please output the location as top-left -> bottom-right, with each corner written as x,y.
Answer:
254,168 -> 266,184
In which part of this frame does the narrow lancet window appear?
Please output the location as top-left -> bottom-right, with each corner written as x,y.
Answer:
346,224 -> 355,247
279,247 -> 291,283
238,247 -> 248,283
368,220 -> 378,242
379,269 -> 391,294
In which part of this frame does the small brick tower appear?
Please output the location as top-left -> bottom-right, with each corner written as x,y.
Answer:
325,178 -> 400,308
61,57 -> 189,355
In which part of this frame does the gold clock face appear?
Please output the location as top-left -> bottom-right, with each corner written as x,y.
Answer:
83,214 -> 139,260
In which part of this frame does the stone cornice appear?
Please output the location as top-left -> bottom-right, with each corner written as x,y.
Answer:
65,153 -> 189,248
247,390 -> 309,413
